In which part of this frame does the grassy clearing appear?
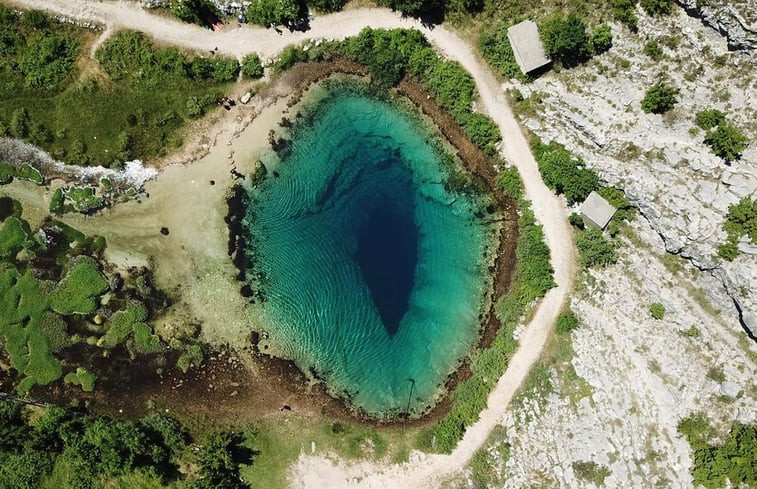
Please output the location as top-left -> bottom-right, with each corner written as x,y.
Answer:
0,7 -> 235,167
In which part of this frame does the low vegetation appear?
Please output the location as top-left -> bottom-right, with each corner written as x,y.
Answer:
530,137 -> 599,204
539,12 -> 590,67
678,414 -> 757,488
649,302 -> 665,320
0,8 -> 235,167
576,227 -> 619,267
718,196 -> 756,260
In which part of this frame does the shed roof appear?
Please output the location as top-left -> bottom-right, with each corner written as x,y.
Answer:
507,20 -> 551,74
580,191 -> 617,230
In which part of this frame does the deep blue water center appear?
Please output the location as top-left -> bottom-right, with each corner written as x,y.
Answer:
244,82 -> 494,417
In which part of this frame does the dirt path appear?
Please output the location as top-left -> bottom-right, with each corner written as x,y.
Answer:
6,1 -> 575,486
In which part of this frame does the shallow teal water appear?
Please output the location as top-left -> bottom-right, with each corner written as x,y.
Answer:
244,82 -> 495,417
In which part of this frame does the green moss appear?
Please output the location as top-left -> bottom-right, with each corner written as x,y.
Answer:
50,257 -> 108,315
0,216 -> 31,259
132,322 -> 162,353
64,367 -> 96,392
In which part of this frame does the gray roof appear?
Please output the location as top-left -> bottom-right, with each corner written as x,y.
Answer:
507,20 -> 551,74
580,191 -> 617,229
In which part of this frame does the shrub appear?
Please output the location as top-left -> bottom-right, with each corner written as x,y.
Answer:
241,53 -> 264,79
530,138 -> 599,204
374,0 -> 441,16
641,0 -> 671,16
479,21 -> 532,82
576,227 -> 618,268
555,311 -> 579,334
641,82 -> 678,114
171,0 -> 220,25
539,13 -> 590,67
612,0 -> 639,31
63,367 -> 96,392
694,109 -> 725,130
573,461 -> 611,486
463,113 -> 501,156
704,122 -> 748,162
643,39 -> 663,60
649,302 -> 665,319
678,415 -> 757,488
597,186 -> 635,221
308,0 -> 347,12
590,24 -> 613,54
246,0 -> 299,26
100,301 -> 149,348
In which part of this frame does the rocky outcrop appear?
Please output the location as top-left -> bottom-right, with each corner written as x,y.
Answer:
676,0 -> 757,50
511,7 -> 757,342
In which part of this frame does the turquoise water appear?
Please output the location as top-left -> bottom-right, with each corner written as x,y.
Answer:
244,82 -> 496,417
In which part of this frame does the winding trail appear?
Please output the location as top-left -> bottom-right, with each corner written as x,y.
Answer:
7,1 -> 575,486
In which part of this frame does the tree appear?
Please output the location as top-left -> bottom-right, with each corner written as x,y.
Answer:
531,139 -> 599,204
641,82 -> 678,114
704,122 -> 748,162
171,0 -> 220,25
590,24 -> 613,54
192,432 -> 252,489
540,13 -> 590,67
641,0 -> 671,16
241,53 -> 264,79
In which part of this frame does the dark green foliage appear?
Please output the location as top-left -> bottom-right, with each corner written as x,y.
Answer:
649,302 -> 665,319
719,197 -> 756,260
612,0 -> 639,31
576,227 -> 618,268
50,257 -> 108,315
590,24 -> 613,54
530,138 -> 599,204
704,122 -> 748,162
18,33 -> 78,89
556,311 -> 579,334
641,82 -> 678,114
569,212 -> 585,229
640,0 -> 671,16
643,39 -> 663,60
171,0 -> 221,25
694,109 -> 725,130
0,451 -> 55,489
308,0 -> 348,12
374,0 -> 442,16
10,108 -> 29,138
678,415 -> 757,488
246,0 -> 300,26
193,431 -> 253,489
479,21 -> 532,83
241,53 -> 264,79
539,13 -> 590,67
273,45 -> 308,72
495,166 -> 523,201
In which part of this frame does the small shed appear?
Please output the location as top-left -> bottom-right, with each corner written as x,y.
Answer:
580,191 -> 616,230
507,20 -> 551,75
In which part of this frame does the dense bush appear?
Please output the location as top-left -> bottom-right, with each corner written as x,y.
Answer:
539,13 -> 590,67
640,0 -> 671,16
596,186 -> 635,221
611,0 -> 639,31
719,196 -> 756,260
643,39 -> 663,60
694,109 -> 725,130
171,0 -> 220,25
374,0 -> 441,16
308,0 -> 348,12
704,122 -> 748,162
18,33 -> 78,89
530,138 -> 599,204
641,81 -> 678,114
241,53 -> 264,79
576,227 -> 618,268
590,24 -> 613,54
192,431 -> 253,489
246,0 -> 300,26
678,414 -> 757,488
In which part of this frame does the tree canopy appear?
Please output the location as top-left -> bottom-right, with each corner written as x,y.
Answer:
641,82 -> 678,114
540,13 -> 590,67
